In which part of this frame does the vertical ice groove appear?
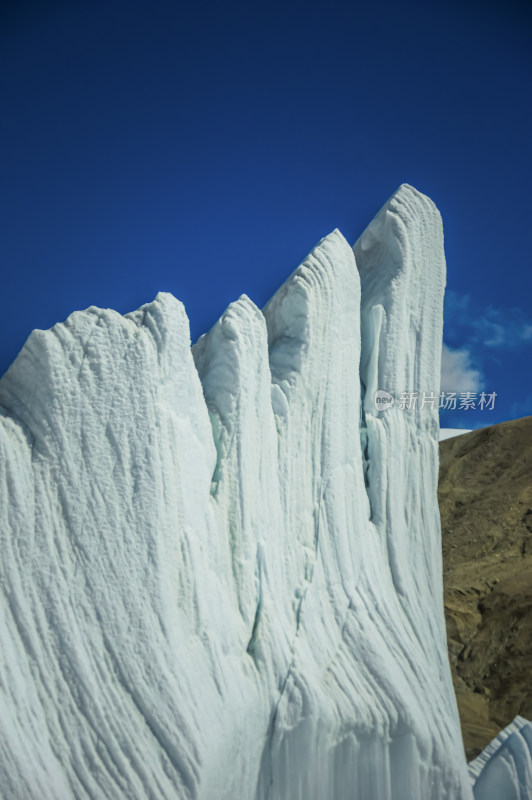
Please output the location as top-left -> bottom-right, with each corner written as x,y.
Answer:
0,188 -> 521,799
354,183 -> 472,797
254,229 -> 369,799
355,184 -> 445,622
192,294 -> 288,653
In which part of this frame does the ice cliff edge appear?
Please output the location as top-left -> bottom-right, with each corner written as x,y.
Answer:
0,184 -> 529,799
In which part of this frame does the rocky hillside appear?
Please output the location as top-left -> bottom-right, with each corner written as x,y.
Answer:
439,417 -> 532,760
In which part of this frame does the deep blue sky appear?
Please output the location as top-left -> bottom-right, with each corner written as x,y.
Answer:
2,0 -> 531,428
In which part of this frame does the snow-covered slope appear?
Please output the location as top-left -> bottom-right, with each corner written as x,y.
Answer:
0,184 -> 529,799
439,428 -> 472,441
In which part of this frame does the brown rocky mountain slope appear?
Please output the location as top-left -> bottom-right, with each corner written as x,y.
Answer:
439,416 -> 532,760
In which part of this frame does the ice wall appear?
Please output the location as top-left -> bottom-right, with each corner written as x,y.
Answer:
0,184 -> 517,799
469,717 -> 532,799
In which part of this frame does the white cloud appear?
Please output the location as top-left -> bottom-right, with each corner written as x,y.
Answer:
440,343 -> 484,394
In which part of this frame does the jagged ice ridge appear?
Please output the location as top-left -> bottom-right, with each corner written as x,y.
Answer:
0,184 -> 530,799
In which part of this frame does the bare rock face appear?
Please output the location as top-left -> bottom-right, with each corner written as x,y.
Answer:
439,417 -> 532,761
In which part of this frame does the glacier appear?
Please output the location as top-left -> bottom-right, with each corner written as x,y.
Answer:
469,717 -> 532,800
0,183 -> 530,799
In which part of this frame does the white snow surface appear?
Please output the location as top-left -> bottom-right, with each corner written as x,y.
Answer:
0,183 -> 529,799
439,428 -> 472,441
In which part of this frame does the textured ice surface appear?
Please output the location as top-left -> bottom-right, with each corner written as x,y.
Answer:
469,717 -> 532,799
0,184 -> 528,799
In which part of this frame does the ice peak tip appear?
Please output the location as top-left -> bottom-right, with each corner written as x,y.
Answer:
391,183 -> 422,200
376,183 -> 441,224
388,183 -> 439,209
313,228 -> 351,252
